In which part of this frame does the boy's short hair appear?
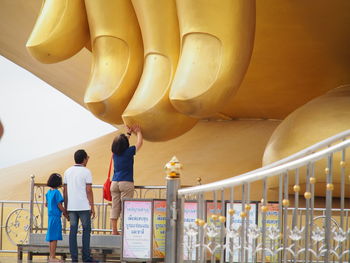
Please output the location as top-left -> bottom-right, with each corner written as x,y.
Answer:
47,173 -> 62,188
74,149 -> 88,164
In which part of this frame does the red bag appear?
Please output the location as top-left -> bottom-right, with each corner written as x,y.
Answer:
103,156 -> 113,201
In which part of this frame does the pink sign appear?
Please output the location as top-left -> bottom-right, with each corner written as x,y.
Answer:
122,200 -> 153,260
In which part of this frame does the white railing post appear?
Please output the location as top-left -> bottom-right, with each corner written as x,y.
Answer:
324,153 -> 333,263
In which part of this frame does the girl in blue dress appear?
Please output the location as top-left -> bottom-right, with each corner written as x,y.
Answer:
46,173 -> 69,262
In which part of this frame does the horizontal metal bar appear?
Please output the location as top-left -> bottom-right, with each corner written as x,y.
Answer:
179,129 -> 350,197
179,139 -> 350,195
258,129 -> 350,170
0,250 -> 16,253
0,200 -> 30,204
0,201 -> 108,206
34,227 -> 113,232
287,207 -> 350,212
33,184 -> 167,189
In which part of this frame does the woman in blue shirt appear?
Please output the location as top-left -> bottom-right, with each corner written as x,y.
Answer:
110,125 -> 143,235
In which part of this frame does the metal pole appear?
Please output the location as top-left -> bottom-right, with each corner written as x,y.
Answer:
325,154 -> 333,263
40,186 -> 45,233
165,157 -> 182,263
262,178 -> 267,263
240,184 -> 246,263
340,149 -> 346,263
246,183 -> 250,263
199,193 -> 205,263
220,189 -> 225,263
278,174 -> 283,263
29,175 -> 35,244
229,187 -> 234,263
283,172 -> 288,263
0,202 -> 3,250
304,163 -> 311,263
177,196 -> 185,263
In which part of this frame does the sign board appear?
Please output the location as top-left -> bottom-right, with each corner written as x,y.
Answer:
123,199 -> 199,261
153,200 -> 166,258
152,200 -> 199,260
122,200 -> 153,261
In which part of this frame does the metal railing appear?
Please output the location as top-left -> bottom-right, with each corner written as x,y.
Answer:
0,178 -> 166,253
172,130 -> 350,263
0,200 -> 33,253
28,177 -> 167,235
1,130 -> 350,258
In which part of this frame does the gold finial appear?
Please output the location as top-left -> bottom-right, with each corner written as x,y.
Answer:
261,206 -> 268,213
164,156 -> 182,179
198,219 -> 205,227
293,185 -> 300,192
196,177 -> 202,185
219,216 -> 226,223
211,214 -> 218,221
240,211 -> 247,218
304,192 -> 312,199
282,199 -> 289,207
326,183 -> 334,191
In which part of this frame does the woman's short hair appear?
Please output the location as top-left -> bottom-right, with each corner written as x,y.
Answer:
111,134 -> 129,155
47,173 -> 62,188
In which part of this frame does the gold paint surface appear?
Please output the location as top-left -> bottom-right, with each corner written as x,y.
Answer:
26,0 -> 89,63
170,0 -> 255,117
0,120 -> 279,200
24,0 -> 256,140
84,0 -> 144,124
2,0 -> 350,135
263,86 -> 350,196
122,0 -> 197,141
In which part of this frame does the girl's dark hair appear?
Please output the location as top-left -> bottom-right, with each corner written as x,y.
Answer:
111,134 -> 129,155
47,173 -> 62,188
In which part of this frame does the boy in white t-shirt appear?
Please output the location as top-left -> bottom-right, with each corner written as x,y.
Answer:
63,149 -> 98,263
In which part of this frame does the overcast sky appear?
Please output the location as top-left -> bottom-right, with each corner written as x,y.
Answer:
0,55 -> 116,169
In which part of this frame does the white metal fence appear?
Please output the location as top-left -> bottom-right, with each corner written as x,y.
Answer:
0,181 -> 166,253
173,130 -> 350,263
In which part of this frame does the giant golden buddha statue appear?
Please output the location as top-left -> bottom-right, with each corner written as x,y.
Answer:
26,0 -> 255,141
1,0 -> 350,199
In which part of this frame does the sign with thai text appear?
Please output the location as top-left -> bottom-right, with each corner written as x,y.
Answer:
153,200 -> 166,258
122,200 -> 153,260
